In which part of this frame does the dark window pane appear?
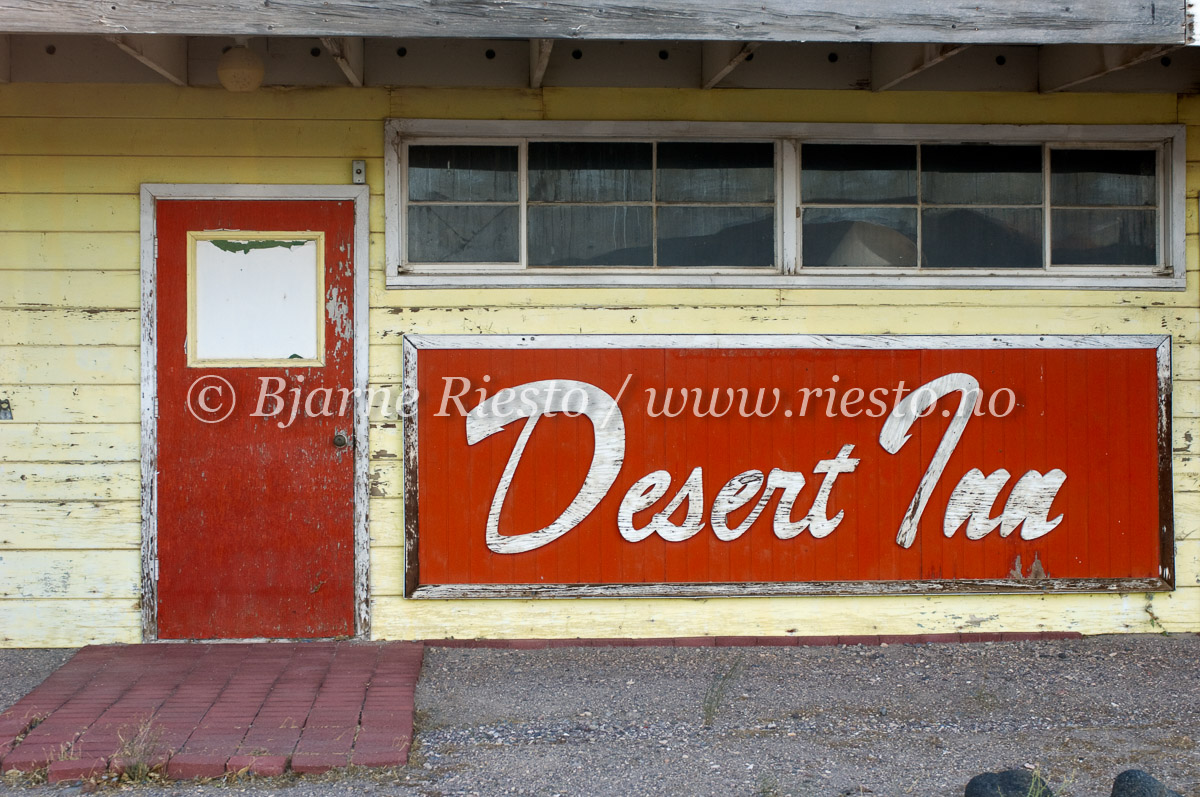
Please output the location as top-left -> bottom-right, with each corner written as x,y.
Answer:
802,208 -> 917,267
923,208 -> 1042,268
922,145 -> 1042,205
657,142 -> 774,203
529,142 -> 652,202
657,206 -> 774,267
528,206 -> 652,266
408,145 -> 518,202
1051,149 -> 1156,207
1052,208 -> 1156,265
802,144 -> 917,204
407,205 -> 519,263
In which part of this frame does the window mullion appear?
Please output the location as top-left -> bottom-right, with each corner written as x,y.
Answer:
519,139 -> 529,270
399,142 -> 410,269
784,139 -> 799,274
1043,144 -> 1052,271
651,141 -> 659,269
916,143 -> 923,271
1158,142 -> 1166,268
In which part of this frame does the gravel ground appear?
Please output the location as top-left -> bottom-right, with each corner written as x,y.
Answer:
0,651 -> 75,715
1,635 -> 1198,797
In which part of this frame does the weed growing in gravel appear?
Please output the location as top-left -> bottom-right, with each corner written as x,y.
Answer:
1025,777 -> 1052,796
753,772 -> 782,796
8,715 -> 42,750
1049,769 -> 1082,796
969,686 -> 1003,711
1143,594 -> 1168,633
702,653 -> 744,727
2,767 -> 46,788
1022,767 -> 1057,797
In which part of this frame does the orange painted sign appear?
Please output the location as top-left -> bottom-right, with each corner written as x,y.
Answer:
402,336 -> 1172,597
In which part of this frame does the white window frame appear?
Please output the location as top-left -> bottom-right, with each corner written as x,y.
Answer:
384,119 -> 1186,290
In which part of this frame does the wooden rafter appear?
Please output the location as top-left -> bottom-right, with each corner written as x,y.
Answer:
320,36 -> 364,86
871,42 -> 969,91
529,38 -> 553,89
701,42 -> 758,89
105,34 -> 187,86
1039,43 -> 1179,92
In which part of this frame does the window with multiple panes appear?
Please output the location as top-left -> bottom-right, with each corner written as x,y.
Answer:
387,122 -> 1182,288
403,140 -> 777,269
800,143 -> 1159,270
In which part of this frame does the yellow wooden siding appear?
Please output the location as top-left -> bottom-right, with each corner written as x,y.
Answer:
0,346 -> 138,384
0,550 -> 140,599
0,194 -> 140,232
0,309 -> 137,346
0,600 -> 141,647
0,119 -> 383,158
0,463 -> 140,502
0,271 -> 140,308
0,233 -> 139,270
389,87 -> 1179,126
1,386 -> 140,424
0,82 -> 1196,646
0,84 -> 391,120
0,424 -> 139,462
0,156 -> 386,195
371,590 -> 1200,640
0,502 -> 140,549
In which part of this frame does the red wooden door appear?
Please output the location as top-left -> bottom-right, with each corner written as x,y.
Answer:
155,199 -> 357,639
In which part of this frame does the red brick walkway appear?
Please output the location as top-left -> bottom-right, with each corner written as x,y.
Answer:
0,641 -> 423,783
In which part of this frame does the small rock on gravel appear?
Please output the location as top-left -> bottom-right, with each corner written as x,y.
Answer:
1111,769 -> 1184,797
965,769 -> 1055,797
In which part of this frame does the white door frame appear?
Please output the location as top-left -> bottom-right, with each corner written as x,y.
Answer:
139,184 -> 372,641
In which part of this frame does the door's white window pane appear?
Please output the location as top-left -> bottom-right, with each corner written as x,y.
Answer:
193,237 -> 322,362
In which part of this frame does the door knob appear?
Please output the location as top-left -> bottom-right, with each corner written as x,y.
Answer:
333,431 -> 351,449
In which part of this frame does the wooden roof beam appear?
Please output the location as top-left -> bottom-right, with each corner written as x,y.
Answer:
871,42 -> 969,90
0,36 -> 10,83
701,42 -> 759,89
320,36 -> 364,86
529,38 -> 553,89
0,1 -> 1185,45
105,33 -> 187,86
1039,43 -> 1179,92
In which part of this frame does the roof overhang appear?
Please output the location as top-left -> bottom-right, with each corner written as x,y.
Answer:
0,0 -> 1188,45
